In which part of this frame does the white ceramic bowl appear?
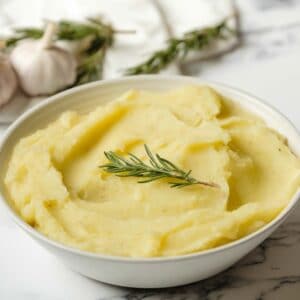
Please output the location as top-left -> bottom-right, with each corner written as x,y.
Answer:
0,76 -> 300,289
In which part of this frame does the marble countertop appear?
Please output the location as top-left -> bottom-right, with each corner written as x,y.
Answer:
1,0 -> 300,299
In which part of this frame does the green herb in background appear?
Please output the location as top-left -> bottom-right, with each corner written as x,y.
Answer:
75,46 -> 107,85
99,144 -> 219,188
125,20 -> 233,75
5,18 -> 114,46
5,28 -> 44,47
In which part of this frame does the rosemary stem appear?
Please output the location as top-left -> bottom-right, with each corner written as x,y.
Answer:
113,29 -> 136,34
99,145 -> 219,189
125,17 -> 235,75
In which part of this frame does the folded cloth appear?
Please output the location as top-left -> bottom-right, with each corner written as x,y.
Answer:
0,0 -> 237,123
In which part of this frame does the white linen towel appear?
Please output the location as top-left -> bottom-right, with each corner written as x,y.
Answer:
0,0 -> 237,123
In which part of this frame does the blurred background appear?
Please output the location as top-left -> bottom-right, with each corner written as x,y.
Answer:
0,0 -> 300,125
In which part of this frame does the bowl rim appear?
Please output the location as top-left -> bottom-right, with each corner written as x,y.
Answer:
1,74 -> 299,263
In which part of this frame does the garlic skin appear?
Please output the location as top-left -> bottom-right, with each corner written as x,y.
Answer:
10,23 -> 77,96
0,53 -> 18,107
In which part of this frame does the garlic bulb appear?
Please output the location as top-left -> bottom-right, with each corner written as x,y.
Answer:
0,52 -> 18,107
10,22 -> 77,96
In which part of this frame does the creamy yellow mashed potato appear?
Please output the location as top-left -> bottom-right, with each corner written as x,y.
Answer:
5,86 -> 300,257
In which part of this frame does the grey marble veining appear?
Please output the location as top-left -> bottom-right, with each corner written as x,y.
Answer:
253,0 -> 299,11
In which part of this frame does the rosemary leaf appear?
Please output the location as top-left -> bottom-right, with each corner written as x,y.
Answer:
125,20 -> 233,75
75,45 -> 106,85
99,145 -> 218,189
5,28 -> 43,47
5,18 -> 113,47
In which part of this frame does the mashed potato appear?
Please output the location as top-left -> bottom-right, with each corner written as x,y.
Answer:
5,86 -> 300,257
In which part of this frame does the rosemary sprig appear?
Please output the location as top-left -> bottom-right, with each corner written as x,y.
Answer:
99,144 -> 218,188
125,20 -> 233,75
5,28 -> 43,47
4,18 -> 114,47
75,46 -> 106,85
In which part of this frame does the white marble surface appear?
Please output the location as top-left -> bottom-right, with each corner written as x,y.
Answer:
1,0 -> 300,299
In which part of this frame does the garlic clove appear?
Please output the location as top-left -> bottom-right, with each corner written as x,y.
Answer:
10,22 -> 77,97
0,53 -> 18,107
